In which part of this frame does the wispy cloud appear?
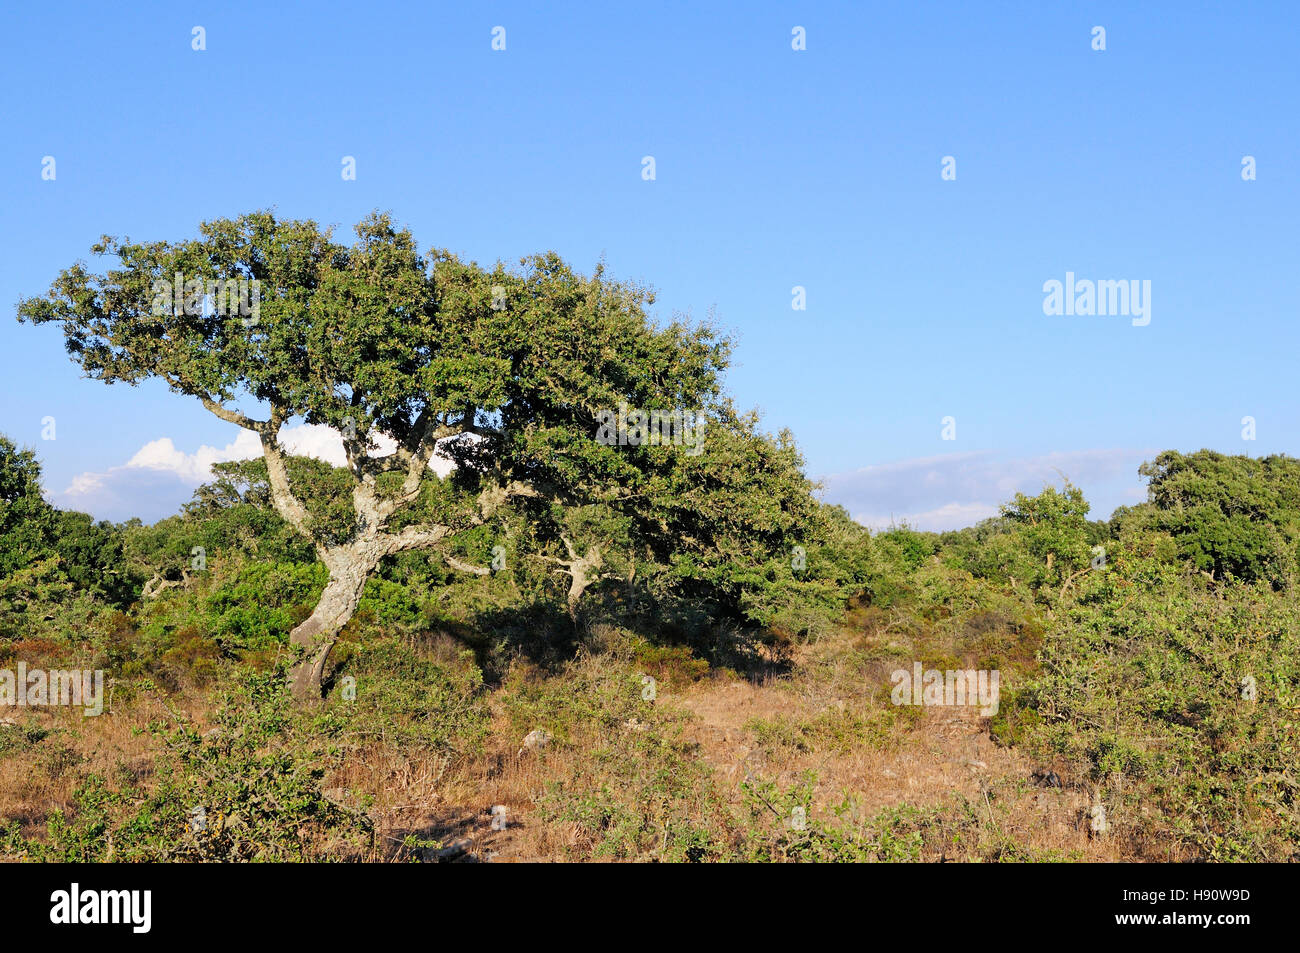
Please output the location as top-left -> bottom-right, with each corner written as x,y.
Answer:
820,448 -> 1154,532
54,432 -> 1153,532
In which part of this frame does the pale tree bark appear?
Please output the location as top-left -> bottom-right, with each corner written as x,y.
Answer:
285,522 -> 473,700
287,541 -> 382,701
284,518 -> 470,701
532,533 -> 618,623
190,395 -> 535,701
444,555 -> 492,576
142,568 -> 190,600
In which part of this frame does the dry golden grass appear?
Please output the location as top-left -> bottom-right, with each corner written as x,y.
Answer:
2,625 -> 1141,862
0,686 -> 209,843
327,627 -> 1138,862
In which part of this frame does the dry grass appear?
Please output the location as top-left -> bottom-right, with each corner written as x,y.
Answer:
1,624 -> 1141,862
327,627 -> 1136,862
0,686 -> 208,843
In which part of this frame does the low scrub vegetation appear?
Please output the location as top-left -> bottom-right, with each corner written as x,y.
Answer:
3,428 -> 1297,861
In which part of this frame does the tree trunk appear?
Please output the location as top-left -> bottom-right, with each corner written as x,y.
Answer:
564,545 -> 603,624
288,552 -> 374,701
566,577 -> 587,623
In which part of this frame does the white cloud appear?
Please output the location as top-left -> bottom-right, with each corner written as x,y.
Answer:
851,501 -> 1001,534
54,424 -> 457,523
821,448 -> 1154,533
123,430 -> 262,483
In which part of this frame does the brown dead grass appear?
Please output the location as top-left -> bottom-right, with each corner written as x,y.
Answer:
2,625 -> 1140,862
348,628 -> 1137,862
0,686 -> 210,843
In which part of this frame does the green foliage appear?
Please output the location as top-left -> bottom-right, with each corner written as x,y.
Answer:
1016,551 -> 1300,860
319,636 -> 489,757
0,435 -> 135,642
0,434 -> 56,578
746,706 -> 902,756
203,561 -> 327,654
525,648 -> 737,861
1137,449 -> 1300,587
7,670 -> 373,862
741,775 -> 927,862
182,459 -> 315,563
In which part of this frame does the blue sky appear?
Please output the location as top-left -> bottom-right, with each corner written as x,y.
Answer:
2,1 -> 1297,529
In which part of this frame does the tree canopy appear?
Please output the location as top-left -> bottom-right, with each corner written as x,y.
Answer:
18,211 -> 844,697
